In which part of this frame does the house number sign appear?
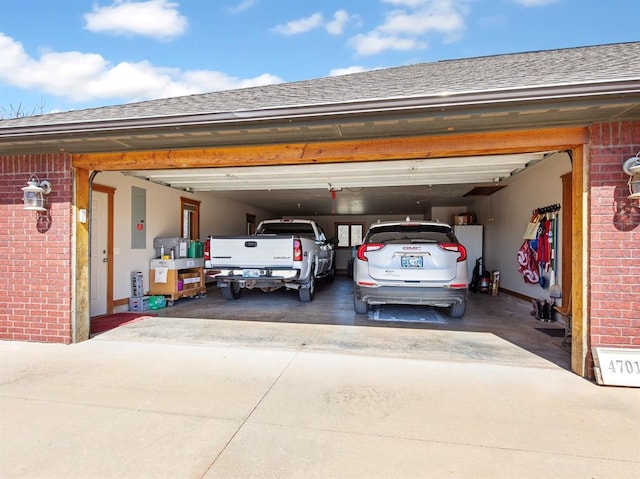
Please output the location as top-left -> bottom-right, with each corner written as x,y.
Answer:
592,347 -> 640,387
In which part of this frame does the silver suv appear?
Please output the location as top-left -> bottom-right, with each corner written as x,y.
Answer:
353,220 -> 468,318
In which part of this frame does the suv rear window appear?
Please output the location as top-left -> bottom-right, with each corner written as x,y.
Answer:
365,224 -> 456,244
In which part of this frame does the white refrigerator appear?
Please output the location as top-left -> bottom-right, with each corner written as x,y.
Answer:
454,225 -> 484,282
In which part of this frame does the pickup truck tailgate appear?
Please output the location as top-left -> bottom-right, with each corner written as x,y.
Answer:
207,236 -> 295,268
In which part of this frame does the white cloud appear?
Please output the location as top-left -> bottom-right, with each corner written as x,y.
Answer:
349,32 -> 425,56
273,13 -> 324,35
0,33 -> 282,103
349,0 -> 469,56
329,66 -> 368,76
379,3 -> 466,36
273,10 -> 355,37
326,10 -> 351,35
83,0 -> 188,41
227,0 -> 258,14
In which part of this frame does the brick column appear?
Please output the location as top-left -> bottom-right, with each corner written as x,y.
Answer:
588,122 -> 640,355
0,154 -> 74,343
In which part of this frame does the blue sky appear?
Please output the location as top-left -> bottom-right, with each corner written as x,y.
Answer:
0,0 -> 638,117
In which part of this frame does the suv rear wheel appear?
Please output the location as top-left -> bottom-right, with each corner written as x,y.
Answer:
448,301 -> 466,318
354,295 -> 368,314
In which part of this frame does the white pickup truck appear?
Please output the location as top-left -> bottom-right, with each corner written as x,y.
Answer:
204,218 -> 336,302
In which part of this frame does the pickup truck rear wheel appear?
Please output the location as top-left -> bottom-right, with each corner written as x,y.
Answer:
299,275 -> 315,302
220,283 -> 242,300
326,263 -> 336,283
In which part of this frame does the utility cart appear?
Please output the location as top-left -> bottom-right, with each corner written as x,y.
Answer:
149,258 -> 206,306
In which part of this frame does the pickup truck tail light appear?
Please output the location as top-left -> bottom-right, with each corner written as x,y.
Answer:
356,243 -> 385,261
440,243 -> 467,262
293,239 -> 303,261
204,238 -> 210,261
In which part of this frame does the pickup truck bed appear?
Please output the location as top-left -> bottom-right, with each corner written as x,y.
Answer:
204,219 -> 336,302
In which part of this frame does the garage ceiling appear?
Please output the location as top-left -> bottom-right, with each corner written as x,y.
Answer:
124,151 -> 550,215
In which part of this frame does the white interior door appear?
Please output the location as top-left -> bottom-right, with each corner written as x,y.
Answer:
90,191 -> 108,316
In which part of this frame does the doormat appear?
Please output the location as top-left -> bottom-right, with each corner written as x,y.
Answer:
90,313 -> 156,334
535,327 -> 565,338
368,306 -> 446,324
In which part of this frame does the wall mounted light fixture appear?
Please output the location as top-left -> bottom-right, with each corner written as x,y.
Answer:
21,174 -> 53,211
623,153 -> 640,200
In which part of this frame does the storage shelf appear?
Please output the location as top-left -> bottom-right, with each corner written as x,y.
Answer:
149,264 -> 206,303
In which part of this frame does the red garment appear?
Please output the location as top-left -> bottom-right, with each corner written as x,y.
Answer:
517,240 -> 539,284
538,219 -> 551,270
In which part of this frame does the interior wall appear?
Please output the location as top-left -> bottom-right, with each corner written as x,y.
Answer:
431,206 -> 470,223
94,172 -> 273,302
473,152 -> 571,299
199,191 -> 273,237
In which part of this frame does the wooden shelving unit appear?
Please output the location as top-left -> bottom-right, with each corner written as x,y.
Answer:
149,258 -> 206,305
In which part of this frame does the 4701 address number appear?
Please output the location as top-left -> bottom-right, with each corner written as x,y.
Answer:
593,347 -> 640,387
608,359 -> 640,375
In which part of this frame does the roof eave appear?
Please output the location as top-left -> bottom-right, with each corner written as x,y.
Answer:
1,79 -> 639,140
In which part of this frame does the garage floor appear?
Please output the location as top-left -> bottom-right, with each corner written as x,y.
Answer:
149,274 -> 571,370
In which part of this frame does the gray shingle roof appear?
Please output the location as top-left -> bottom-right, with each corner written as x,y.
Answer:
2,42 -> 639,128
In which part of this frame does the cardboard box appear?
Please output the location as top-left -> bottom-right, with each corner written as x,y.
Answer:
129,296 -> 150,312
453,213 -> 475,225
148,295 -> 166,310
150,269 -> 178,295
179,271 -> 201,289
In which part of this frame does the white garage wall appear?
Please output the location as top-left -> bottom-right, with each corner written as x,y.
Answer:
199,191 -> 273,237
431,206 -> 471,223
473,152 -> 571,299
94,172 -> 273,302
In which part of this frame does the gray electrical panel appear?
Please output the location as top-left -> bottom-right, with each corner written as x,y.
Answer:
131,186 -> 146,249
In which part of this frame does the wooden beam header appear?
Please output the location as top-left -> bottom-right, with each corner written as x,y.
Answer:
73,127 -> 588,171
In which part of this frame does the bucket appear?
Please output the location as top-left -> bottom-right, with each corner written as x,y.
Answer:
188,241 -> 203,258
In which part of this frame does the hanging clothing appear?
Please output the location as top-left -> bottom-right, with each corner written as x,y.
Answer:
517,240 -> 539,284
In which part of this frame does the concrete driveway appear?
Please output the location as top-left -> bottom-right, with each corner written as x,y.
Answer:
1,307 -> 639,478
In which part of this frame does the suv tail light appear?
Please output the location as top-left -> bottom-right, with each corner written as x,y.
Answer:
357,243 -> 385,261
440,243 -> 467,262
204,237 -> 210,261
293,239 -> 303,261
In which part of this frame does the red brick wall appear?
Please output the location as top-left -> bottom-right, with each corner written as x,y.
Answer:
0,154 -> 74,343
589,121 -> 640,350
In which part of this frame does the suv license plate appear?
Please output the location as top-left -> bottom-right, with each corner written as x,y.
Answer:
401,256 -> 423,268
242,269 -> 260,278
